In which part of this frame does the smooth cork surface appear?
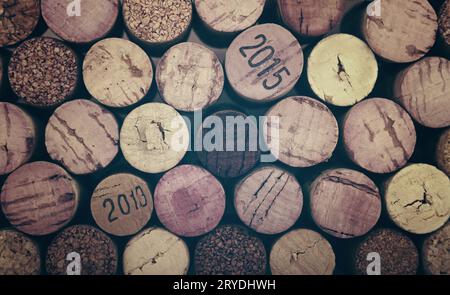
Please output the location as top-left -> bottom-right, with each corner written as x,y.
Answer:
436,128 -> 450,176
422,222 -> 450,275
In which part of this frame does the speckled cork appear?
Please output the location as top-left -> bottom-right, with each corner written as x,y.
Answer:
0,102 -> 36,175
0,229 -> 40,275
385,164 -> 450,235
343,98 -> 416,174
264,96 -> 339,168
120,103 -> 189,174
234,166 -> 303,235
422,222 -> 450,275
155,165 -> 225,237
437,128 -> 450,177
310,169 -> 381,239
225,23 -> 303,102
362,0 -> 438,63
393,57 -> 450,129
156,42 -> 224,112
91,173 -> 153,237
195,0 -> 265,33
439,0 -> 450,52
307,34 -> 378,107
45,99 -> 119,175
0,161 -> 79,236
123,227 -> 190,275
270,229 -> 335,275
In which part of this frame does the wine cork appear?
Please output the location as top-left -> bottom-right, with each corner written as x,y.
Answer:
343,98 -> 416,174
310,169 -> 382,239
393,57 -> 450,129
123,227 -> 190,275
422,222 -> 450,275
91,173 -> 153,237
83,38 -> 153,108
385,164 -> 450,235
120,103 -> 189,174
225,23 -> 303,102
196,110 -> 260,178
194,0 -> 265,33
234,166 -> 303,235
270,229 -> 335,275
0,0 -> 40,47
437,128 -> 450,177
264,96 -> 339,168
41,0 -> 119,44
0,102 -> 36,175
123,0 -> 192,45
154,165 -> 225,237
46,225 -> 118,275
361,0 -> 438,63
0,229 -> 40,275
45,99 -> 119,175
277,0 -> 346,37
156,42 -> 224,112
0,161 -> 79,236
307,34 -> 378,107
195,225 -> 266,275
8,37 -> 79,108
439,0 -> 450,52
354,228 -> 418,275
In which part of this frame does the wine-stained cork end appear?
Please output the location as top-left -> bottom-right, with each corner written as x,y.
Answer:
422,222 -> 450,275
437,128 -> 450,177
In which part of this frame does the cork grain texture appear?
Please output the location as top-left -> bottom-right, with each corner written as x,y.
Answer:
0,229 -> 40,275
437,128 -> 450,176
439,0 -> 450,48
422,222 -> 450,275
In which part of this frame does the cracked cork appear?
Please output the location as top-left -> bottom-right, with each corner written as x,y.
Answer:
270,229 -> 335,275
123,227 -> 190,275
83,38 -> 153,108
0,229 -> 40,275
422,222 -> 450,275
437,128 -> 450,177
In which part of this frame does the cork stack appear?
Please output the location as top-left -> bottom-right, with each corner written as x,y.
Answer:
436,128 -> 450,176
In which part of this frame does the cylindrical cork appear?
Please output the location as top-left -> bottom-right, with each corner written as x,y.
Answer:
45,99 -> 119,175
8,37 -> 79,108
439,0 -> 450,53
393,57 -> 450,129
154,165 -> 225,237
123,227 -> 190,275
270,229 -> 335,275
437,128 -> 450,177
277,0 -> 346,37
0,102 -> 37,175
0,161 -> 79,236
354,228 -> 419,275
195,0 -> 266,34
196,110 -> 261,178
385,164 -> 450,235
91,173 -> 153,237
361,0 -> 437,63
264,96 -> 338,168
83,38 -> 153,108
225,23 -> 303,103
343,98 -> 416,174
122,0 -> 192,46
46,225 -> 118,275
422,222 -> 450,275
156,42 -> 224,112
234,166 -> 303,235
0,0 -> 40,47
195,225 -> 267,275
41,0 -> 119,44
120,103 -> 189,174
0,229 -> 40,275
310,169 -> 381,239
307,34 -> 378,107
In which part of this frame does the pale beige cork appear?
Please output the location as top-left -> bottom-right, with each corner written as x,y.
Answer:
436,128 -> 450,177
195,0 -> 265,33
0,102 -> 36,175
393,57 -> 450,129
362,0 -> 438,63
225,23 -> 303,103
120,103 -> 189,174
264,96 -> 339,168
91,173 -> 153,237
307,34 -> 378,107
234,166 -> 303,235
385,164 -> 450,235
123,227 -> 190,275
156,42 -> 224,112
422,222 -> 450,275
270,229 -> 335,275
83,38 -> 153,108
0,229 -> 40,275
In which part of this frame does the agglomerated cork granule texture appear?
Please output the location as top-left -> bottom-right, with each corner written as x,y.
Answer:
0,230 -> 40,275
0,0 -> 40,46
